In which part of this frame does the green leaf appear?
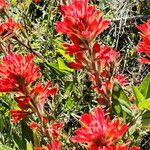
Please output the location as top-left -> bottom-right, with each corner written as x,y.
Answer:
10,0 -> 16,5
64,98 -> 74,111
48,62 -> 64,76
132,86 -> 145,105
0,116 -> 4,132
57,58 -> 74,73
112,83 -> 132,116
139,99 -> 150,110
0,145 -> 13,150
26,141 -> 33,150
138,73 -> 150,99
64,81 -> 74,96
142,111 -> 150,126
112,83 -> 131,105
132,86 -> 150,110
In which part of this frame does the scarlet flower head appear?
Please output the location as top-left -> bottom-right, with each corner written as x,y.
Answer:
0,52 -> 41,93
0,0 -> 9,10
136,19 -> 150,64
0,18 -> 22,39
71,107 -> 128,150
56,0 -> 110,42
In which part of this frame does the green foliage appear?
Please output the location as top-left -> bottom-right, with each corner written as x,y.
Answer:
112,83 -> 132,119
133,73 -> 150,110
0,144 -> 13,150
132,73 -> 150,128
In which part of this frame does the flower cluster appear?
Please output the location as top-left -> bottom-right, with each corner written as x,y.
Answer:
0,51 -> 57,122
0,52 -> 40,93
136,19 -> 150,64
56,0 -> 110,42
0,52 -> 63,149
71,107 -> 140,150
56,0 -> 126,105
0,0 -> 9,11
0,18 -> 21,39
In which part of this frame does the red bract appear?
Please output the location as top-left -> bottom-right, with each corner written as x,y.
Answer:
10,110 -> 32,123
36,140 -> 61,150
114,74 -> 127,86
68,52 -> 87,69
136,19 -> 150,63
31,81 -> 57,115
70,107 -> 128,150
34,0 -> 41,3
114,143 -> 140,150
0,52 -> 40,93
56,0 -> 110,42
68,43 -> 119,71
92,43 -> 119,68
15,97 -> 30,110
46,140 -> 61,150
29,121 -> 40,130
47,122 -> 64,139
0,18 -> 21,39
0,0 -> 9,10
138,57 -> 150,64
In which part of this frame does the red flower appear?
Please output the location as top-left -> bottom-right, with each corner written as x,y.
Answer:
56,0 -> 110,42
136,19 -> 150,63
33,0 -> 41,3
0,18 -> 21,39
28,121 -> 40,130
70,107 -> 128,149
92,43 -> 119,67
0,0 -> 9,10
112,143 -> 140,150
63,43 -> 83,55
10,110 -> 32,123
129,146 -> 140,150
138,57 -> 150,64
35,140 -> 61,150
15,96 -> 30,110
30,81 -> 57,115
46,140 -> 61,150
0,52 -> 40,93
114,74 -> 127,85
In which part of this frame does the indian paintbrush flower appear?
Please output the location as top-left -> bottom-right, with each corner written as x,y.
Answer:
0,52 -> 40,93
136,19 -> 150,64
0,18 -> 21,39
71,107 -> 128,149
0,0 -> 9,11
56,0 -> 110,42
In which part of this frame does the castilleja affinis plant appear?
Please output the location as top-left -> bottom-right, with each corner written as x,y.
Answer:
0,0 -> 149,150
